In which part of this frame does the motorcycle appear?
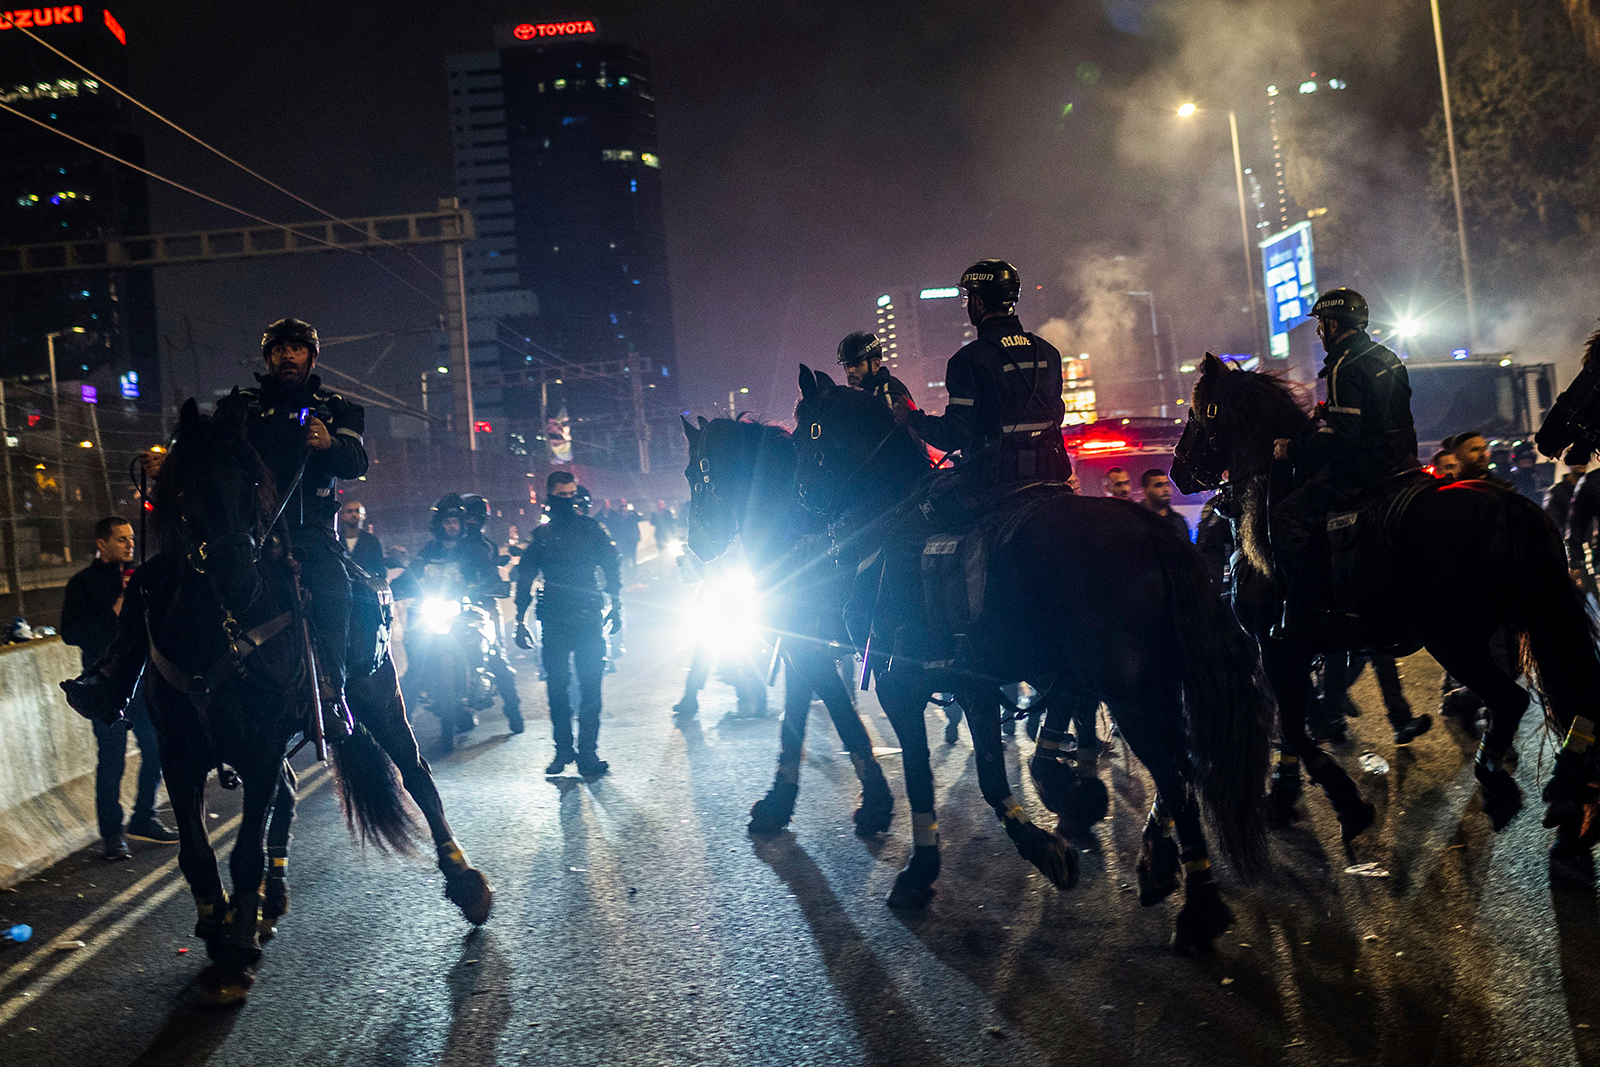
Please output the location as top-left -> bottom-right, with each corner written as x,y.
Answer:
401,564 -> 509,749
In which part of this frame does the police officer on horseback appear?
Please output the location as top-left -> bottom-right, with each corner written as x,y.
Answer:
838,331 -> 913,410
897,260 -> 1071,484
1269,288 -> 1420,639
64,317 -> 368,723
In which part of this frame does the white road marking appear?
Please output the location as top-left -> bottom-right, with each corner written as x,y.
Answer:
0,764 -> 329,1023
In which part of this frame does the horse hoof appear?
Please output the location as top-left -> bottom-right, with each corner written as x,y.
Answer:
887,877 -> 936,910
1339,801 -> 1377,843
1029,755 -> 1075,815
195,964 -> 254,1009
1066,775 -> 1110,828
853,800 -> 893,837
445,868 -> 494,926
1012,823 -> 1079,890
887,846 -> 940,909
1475,765 -> 1524,832
1171,884 -> 1233,956
1551,841 -> 1597,891
259,881 -> 288,942
748,782 -> 798,834
1137,836 -> 1182,907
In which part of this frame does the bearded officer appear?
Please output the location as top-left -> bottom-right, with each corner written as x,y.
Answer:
1269,288 -> 1420,638
837,331 -> 914,410
896,260 -> 1071,484
63,317 -> 368,723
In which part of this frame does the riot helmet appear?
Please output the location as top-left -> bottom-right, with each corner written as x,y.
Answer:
261,317 -> 321,361
959,260 -> 1021,308
459,494 -> 490,532
836,331 -> 885,367
430,492 -> 466,537
1309,288 -> 1369,331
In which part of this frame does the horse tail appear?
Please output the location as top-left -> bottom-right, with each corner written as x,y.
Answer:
329,719 -> 419,855
1505,494 -> 1600,734
1163,533 -> 1273,881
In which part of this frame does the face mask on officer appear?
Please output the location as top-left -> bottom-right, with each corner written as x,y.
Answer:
546,483 -> 579,518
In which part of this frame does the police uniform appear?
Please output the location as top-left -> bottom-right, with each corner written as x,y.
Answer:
414,527 -> 523,727
907,314 -> 1072,483
859,364 -> 913,410
215,372 -> 367,692
1270,325 -> 1418,621
514,504 -> 621,764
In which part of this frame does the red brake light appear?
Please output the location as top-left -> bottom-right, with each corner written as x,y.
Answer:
1078,438 -> 1130,453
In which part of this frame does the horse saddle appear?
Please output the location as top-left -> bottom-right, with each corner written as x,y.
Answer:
344,559 -> 394,680
1322,468 -> 1435,652
919,486 -> 1061,636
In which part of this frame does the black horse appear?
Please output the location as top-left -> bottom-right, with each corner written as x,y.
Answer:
793,367 -> 1273,951
134,399 -> 491,1005
1171,352 -> 1600,871
680,416 -> 895,835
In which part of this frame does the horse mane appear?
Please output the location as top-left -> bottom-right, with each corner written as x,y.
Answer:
154,406 -> 279,548
1209,366 -> 1314,424
1585,321 -> 1600,368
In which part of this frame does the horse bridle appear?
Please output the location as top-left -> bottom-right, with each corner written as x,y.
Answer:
1177,399 -> 1229,492
801,418 -> 903,517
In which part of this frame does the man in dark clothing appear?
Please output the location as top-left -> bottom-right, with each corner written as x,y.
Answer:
1140,469 -> 1191,542
838,331 -> 914,411
59,517 -> 177,859
513,471 -> 622,777
339,500 -> 386,576
63,317 -> 369,725
1546,458 -> 1588,532
898,260 -> 1072,485
1195,491 -> 1236,596
611,500 -> 642,579
1269,288 -> 1420,638
1566,466 -> 1600,589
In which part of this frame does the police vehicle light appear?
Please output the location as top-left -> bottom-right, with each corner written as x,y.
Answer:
1176,102 -> 1197,117
1078,438 -> 1129,453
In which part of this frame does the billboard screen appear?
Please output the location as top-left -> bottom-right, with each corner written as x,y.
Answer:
1259,221 -> 1317,359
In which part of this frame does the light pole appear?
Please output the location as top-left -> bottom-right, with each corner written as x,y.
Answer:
1126,291 -> 1166,418
1178,103 -> 1266,358
45,328 -> 84,564
1430,0 -> 1478,351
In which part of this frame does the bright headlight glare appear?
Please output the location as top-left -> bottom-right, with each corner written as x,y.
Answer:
692,568 -> 761,653
420,597 -> 461,634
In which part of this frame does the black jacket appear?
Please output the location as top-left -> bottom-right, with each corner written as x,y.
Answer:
1567,469 -> 1600,571
341,529 -> 386,576
60,559 -> 131,670
1287,332 -> 1418,488
214,373 -> 368,530
908,315 -> 1070,480
859,365 -> 913,410
1546,477 -> 1580,533
514,513 -> 621,623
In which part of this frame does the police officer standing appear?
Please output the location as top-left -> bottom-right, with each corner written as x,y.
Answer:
514,471 -> 622,777
897,260 -> 1072,484
1269,288 -> 1420,638
838,332 -> 913,410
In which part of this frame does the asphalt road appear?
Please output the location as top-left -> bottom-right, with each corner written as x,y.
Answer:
3,564 -> 1599,1066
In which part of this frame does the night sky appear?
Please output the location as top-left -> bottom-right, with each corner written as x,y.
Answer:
68,0 -> 1589,422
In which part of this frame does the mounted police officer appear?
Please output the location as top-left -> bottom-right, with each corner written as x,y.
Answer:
64,317 -> 368,721
513,471 -> 622,777
896,260 -> 1071,485
838,331 -> 913,411
1269,288 -> 1420,638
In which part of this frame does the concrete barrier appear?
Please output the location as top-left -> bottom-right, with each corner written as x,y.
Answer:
0,637 -> 156,887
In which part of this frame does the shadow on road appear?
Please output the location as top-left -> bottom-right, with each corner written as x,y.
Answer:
124,997 -> 242,1067
750,833 -> 953,1067
1552,880 -> 1600,1066
438,928 -> 513,1067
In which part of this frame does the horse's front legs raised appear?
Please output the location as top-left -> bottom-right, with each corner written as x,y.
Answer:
965,691 -> 1078,891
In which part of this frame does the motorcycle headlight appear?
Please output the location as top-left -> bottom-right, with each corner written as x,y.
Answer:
692,568 -> 761,654
420,597 -> 462,635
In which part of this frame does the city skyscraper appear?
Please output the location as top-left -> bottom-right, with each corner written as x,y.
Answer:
871,285 -> 975,412
443,19 -> 677,470
0,6 -> 160,409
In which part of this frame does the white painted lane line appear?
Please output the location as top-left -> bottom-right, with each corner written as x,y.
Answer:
0,764 -> 328,1002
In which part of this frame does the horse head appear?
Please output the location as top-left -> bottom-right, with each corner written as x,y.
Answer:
681,413 -> 796,563
1535,324 -> 1600,463
158,393 -> 279,615
1172,353 -> 1310,495
793,363 -> 925,518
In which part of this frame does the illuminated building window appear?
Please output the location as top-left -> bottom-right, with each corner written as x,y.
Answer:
602,149 -> 637,162
640,152 -> 660,168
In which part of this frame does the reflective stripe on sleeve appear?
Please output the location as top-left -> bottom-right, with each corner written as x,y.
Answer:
1002,421 -> 1055,433
948,397 -> 975,406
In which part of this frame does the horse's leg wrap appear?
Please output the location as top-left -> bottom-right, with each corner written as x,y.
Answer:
850,753 -> 894,837
194,891 -> 230,945
438,839 -> 493,926
1029,726 -> 1076,816
1544,717 -> 1600,834
1136,802 -> 1182,906
214,890 -> 263,969
888,812 -> 941,909
1171,848 -> 1233,955
1001,794 -> 1079,890
260,851 -> 289,941
1474,741 -> 1524,832
1304,746 -> 1375,842
748,757 -> 800,834
1267,750 -> 1304,827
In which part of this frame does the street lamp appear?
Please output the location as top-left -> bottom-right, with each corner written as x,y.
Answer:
45,327 -> 85,564
1176,102 -> 1265,359
1126,291 -> 1166,418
